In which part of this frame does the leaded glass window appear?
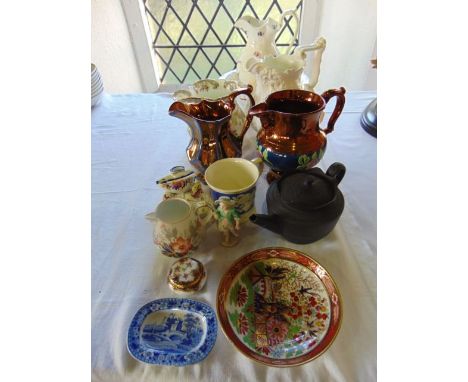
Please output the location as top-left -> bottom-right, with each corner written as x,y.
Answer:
143,0 -> 303,84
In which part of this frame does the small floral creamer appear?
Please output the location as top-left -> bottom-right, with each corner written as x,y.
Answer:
147,199 -> 213,258
154,222 -> 200,258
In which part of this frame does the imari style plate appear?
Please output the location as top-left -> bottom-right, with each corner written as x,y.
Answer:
217,247 -> 342,367
127,298 -> 217,366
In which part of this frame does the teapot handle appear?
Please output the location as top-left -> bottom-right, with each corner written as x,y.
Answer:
326,162 -> 346,185
280,9 -> 299,55
320,87 -> 346,134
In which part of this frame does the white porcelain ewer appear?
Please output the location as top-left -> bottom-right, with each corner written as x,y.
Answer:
234,9 -> 299,86
245,37 -> 326,103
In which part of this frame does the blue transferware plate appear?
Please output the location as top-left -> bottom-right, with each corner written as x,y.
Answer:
127,298 -> 217,366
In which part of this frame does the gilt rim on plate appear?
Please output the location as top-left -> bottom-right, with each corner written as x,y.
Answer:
216,247 -> 342,367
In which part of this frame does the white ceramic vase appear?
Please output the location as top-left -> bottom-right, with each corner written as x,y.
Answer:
234,9 -> 299,87
245,37 -> 326,103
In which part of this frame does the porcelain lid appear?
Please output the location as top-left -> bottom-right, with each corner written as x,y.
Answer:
156,166 -> 195,185
167,257 -> 206,292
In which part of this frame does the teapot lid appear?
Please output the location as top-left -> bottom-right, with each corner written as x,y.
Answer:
156,166 -> 195,185
277,167 -> 341,211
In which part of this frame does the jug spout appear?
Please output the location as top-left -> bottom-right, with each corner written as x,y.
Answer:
168,101 -> 198,128
145,211 -> 157,222
234,15 -> 261,37
250,214 -> 282,235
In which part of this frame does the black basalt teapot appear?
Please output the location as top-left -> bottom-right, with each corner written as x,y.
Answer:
250,163 -> 346,244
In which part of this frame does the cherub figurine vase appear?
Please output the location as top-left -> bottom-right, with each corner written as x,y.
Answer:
215,196 -> 241,247
204,158 -> 262,247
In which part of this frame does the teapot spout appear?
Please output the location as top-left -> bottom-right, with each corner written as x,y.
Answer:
250,214 -> 282,235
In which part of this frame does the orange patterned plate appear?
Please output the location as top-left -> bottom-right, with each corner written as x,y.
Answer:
217,247 -> 342,367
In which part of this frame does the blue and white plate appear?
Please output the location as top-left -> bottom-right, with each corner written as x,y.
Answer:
127,298 -> 217,366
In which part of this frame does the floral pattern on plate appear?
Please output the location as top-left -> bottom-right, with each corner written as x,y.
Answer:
217,247 -> 342,367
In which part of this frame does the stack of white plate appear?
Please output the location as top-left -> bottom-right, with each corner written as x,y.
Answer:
91,63 -> 104,107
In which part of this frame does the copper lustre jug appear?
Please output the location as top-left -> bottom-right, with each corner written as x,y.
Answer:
168,85 -> 255,173
241,88 -> 346,181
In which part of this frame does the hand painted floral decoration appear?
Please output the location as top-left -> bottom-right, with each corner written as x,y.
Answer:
226,259 -> 331,359
155,220 -> 200,258
168,257 -> 206,293
215,197 -> 241,247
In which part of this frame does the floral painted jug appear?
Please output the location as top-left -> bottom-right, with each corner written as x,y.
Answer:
234,9 -> 299,87
245,37 -> 326,103
146,198 -> 213,258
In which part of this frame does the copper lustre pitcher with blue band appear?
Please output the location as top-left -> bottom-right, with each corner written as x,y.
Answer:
241,88 -> 346,182
168,85 -> 255,174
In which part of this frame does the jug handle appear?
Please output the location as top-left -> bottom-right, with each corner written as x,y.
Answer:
298,37 -> 326,91
223,85 -> 255,113
280,9 -> 299,55
320,87 -> 346,134
223,85 -> 255,140
194,201 -> 215,227
239,102 -> 269,138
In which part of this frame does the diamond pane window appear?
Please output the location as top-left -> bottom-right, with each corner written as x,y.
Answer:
143,0 -> 303,84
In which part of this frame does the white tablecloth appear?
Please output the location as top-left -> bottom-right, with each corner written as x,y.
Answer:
92,91 -> 376,381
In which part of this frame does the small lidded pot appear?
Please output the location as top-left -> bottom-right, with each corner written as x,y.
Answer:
156,166 -> 203,201
167,257 -> 207,293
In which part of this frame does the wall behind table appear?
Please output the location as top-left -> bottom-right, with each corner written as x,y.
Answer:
315,0 -> 377,93
91,0 -> 143,93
